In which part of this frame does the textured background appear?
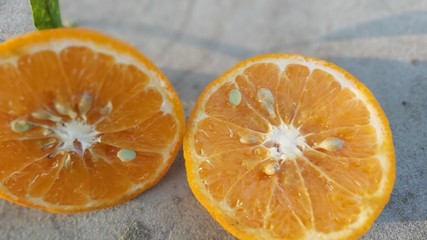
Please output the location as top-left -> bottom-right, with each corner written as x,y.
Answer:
0,0 -> 426,239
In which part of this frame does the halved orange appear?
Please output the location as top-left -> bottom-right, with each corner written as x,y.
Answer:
184,54 -> 395,239
0,28 -> 185,213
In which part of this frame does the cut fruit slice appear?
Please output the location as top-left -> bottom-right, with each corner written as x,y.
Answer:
184,54 -> 395,239
0,28 -> 185,213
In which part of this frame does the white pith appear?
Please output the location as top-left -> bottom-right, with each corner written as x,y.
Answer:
265,124 -> 307,161
53,120 -> 100,155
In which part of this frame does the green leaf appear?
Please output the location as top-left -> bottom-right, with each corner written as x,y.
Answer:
30,0 -> 63,30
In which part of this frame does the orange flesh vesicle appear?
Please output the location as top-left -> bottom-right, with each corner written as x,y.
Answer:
186,55 -> 395,239
0,29 -> 184,212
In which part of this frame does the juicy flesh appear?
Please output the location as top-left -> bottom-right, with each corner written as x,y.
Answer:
0,46 -> 178,207
194,63 -> 381,238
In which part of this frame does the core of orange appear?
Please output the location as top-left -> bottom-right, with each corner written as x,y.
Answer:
0,28 -> 185,213
184,54 -> 395,239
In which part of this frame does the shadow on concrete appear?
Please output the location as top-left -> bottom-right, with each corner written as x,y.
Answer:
321,10 -> 427,41
327,56 -> 427,223
80,20 -> 257,59
161,67 -> 216,99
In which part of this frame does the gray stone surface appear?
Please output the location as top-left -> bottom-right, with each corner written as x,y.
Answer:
0,0 -> 426,239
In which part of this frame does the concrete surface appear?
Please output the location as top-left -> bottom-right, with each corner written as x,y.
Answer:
0,0 -> 426,239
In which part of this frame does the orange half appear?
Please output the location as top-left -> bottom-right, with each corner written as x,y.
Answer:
0,28 -> 185,213
184,54 -> 395,239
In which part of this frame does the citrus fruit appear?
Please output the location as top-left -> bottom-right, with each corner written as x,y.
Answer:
184,54 -> 395,239
0,28 -> 185,213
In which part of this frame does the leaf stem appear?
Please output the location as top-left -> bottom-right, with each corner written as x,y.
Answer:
30,0 -> 64,30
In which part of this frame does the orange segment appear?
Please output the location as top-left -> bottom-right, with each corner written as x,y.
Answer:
276,64 -> 310,124
90,143 -> 164,183
204,83 -> 270,133
306,125 -> 378,158
235,63 -> 282,125
0,141 -> 48,181
59,46 -> 115,98
0,28 -> 185,213
0,64 -> 41,116
223,169 -> 275,228
18,50 -> 72,104
96,88 -> 163,133
304,150 -> 383,195
39,155 -> 92,205
296,157 -> 362,233
100,112 -> 178,154
184,54 -> 395,239
265,160 -> 313,239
